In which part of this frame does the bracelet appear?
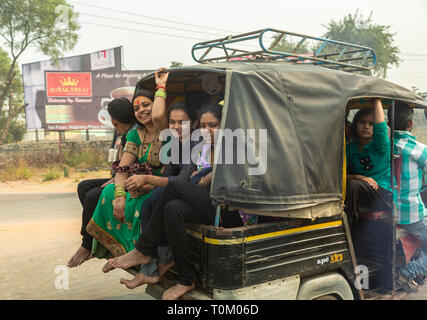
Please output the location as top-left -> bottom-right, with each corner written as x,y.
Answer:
114,186 -> 126,194
154,89 -> 167,100
114,190 -> 126,198
200,176 -> 204,186
156,85 -> 166,91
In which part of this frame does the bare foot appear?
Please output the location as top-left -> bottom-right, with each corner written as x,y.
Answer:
67,246 -> 92,268
120,273 -> 160,289
162,282 -> 195,300
102,261 -> 115,273
109,249 -> 151,270
158,261 -> 175,277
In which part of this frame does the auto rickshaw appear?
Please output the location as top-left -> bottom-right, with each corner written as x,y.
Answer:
130,28 -> 427,300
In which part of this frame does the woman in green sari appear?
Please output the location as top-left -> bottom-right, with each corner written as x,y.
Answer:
86,70 -> 170,271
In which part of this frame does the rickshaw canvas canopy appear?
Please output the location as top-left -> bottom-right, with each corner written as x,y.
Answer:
135,61 -> 427,219
203,62 -> 426,219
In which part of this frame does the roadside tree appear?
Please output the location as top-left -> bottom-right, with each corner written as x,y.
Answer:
322,11 -> 400,78
0,0 -> 80,144
0,47 -> 26,144
411,86 -> 427,100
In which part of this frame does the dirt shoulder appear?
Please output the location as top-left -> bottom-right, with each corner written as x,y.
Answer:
0,170 -> 111,194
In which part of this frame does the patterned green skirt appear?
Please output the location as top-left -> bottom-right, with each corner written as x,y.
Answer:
86,183 -> 152,258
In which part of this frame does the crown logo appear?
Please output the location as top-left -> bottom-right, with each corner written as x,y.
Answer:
59,76 -> 79,87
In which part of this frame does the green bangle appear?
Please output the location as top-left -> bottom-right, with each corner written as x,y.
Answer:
154,89 -> 167,100
114,190 -> 126,198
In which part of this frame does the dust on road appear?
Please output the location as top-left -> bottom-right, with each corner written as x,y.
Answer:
2,177 -> 427,300
0,177 -> 154,300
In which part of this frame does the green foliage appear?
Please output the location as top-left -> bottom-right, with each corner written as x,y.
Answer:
270,35 -> 311,54
322,11 -> 400,78
0,0 -> 80,62
0,0 -> 80,144
170,61 -> 184,68
42,168 -> 61,181
0,118 -> 26,143
0,161 -> 33,181
0,47 -> 22,97
15,164 -> 33,180
0,46 -> 24,130
64,150 -> 108,169
411,87 -> 427,100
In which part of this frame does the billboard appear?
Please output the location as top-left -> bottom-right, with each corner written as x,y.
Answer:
22,47 -> 123,130
46,72 -> 93,97
44,70 -> 152,130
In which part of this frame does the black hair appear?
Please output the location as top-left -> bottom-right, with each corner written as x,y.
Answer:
130,89 -> 154,126
131,89 -> 154,105
185,90 -> 211,110
107,98 -> 135,124
199,104 -> 223,121
168,102 -> 198,123
350,107 -> 374,140
387,101 -> 414,131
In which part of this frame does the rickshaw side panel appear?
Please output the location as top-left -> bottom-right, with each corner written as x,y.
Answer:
184,217 -> 355,292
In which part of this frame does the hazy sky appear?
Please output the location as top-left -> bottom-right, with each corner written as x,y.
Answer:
17,0 -> 427,92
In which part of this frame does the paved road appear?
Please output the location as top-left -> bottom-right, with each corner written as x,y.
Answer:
0,193 -> 154,300
1,192 -> 426,300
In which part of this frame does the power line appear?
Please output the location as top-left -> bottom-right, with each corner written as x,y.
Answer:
71,1 -> 240,34
81,21 -> 207,41
79,12 -> 225,37
79,18 -> 260,50
70,1 -> 427,59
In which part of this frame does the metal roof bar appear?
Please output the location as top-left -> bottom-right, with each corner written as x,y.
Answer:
191,28 -> 377,72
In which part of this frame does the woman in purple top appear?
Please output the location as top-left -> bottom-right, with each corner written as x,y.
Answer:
108,104 -> 222,300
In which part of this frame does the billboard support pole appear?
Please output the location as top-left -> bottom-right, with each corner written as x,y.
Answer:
58,130 -> 63,169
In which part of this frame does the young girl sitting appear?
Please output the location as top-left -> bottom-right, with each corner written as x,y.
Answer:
345,99 -> 392,225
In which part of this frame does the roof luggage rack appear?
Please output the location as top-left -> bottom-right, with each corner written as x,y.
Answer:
191,28 -> 376,73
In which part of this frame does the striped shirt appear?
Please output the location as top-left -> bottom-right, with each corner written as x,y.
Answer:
393,130 -> 427,224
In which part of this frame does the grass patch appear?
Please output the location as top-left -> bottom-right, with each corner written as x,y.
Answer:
64,150 -> 108,170
0,161 -> 111,183
15,165 -> 33,180
0,162 -> 34,182
42,168 -> 62,181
